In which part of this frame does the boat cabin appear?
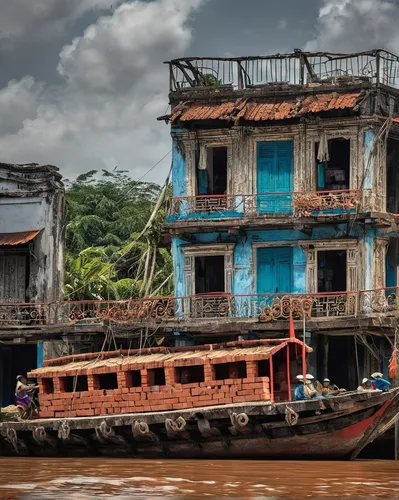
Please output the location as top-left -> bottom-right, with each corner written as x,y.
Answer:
29,338 -> 311,419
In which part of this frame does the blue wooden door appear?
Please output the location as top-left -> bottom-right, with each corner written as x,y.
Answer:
257,140 -> 293,213
257,247 -> 293,294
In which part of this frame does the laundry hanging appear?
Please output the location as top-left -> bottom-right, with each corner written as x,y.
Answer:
317,130 -> 330,163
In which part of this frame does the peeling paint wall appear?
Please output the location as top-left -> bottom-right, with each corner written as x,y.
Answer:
364,129 -> 375,190
172,133 -> 187,197
0,164 -> 64,303
169,117 -> 394,299
171,223 -> 389,299
173,120 -> 386,209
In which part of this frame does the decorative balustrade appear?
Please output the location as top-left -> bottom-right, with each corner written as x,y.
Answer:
292,190 -> 361,217
0,287 -> 397,328
0,302 -> 51,326
168,194 -> 248,219
168,190 -> 361,219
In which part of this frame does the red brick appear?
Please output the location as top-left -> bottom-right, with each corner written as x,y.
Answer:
198,400 -> 213,406
76,409 -> 94,417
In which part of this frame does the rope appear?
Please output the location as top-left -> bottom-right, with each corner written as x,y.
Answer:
5,428 -> 18,453
58,420 -> 70,440
285,406 -> 299,426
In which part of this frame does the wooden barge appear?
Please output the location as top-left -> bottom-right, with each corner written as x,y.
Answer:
0,338 -> 398,459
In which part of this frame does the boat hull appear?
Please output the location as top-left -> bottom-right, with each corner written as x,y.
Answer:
0,389 -> 398,460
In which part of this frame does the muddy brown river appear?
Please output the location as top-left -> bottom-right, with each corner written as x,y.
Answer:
0,458 -> 398,499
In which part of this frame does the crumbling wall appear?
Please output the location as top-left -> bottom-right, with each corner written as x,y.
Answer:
0,163 -> 65,303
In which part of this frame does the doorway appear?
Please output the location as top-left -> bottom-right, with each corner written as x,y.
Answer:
327,336 -> 357,390
317,250 -> 347,292
316,138 -> 350,191
386,238 -> 397,288
386,138 -> 399,213
195,255 -> 225,293
196,147 -> 227,196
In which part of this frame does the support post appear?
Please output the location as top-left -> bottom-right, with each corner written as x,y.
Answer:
269,355 -> 274,403
395,420 -> 399,461
302,316 -> 307,378
286,345 -> 291,401
37,342 -> 44,369
323,335 -> 329,380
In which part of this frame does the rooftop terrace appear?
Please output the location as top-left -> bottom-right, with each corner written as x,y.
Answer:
166,50 -> 399,94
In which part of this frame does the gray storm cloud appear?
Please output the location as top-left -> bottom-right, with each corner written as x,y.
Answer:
0,0 -> 206,180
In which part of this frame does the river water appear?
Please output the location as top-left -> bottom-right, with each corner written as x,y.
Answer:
0,458 -> 398,499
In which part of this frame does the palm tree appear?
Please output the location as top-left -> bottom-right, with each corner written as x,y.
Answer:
65,170 -> 173,300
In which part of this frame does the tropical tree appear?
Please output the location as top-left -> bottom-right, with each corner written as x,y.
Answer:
64,169 -> 173,300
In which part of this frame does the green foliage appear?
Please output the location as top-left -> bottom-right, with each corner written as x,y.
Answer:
203,73 -> 222,86
65,169 -> 173,300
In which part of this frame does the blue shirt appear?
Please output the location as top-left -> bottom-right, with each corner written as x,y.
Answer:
294,384 -> 306,401
372,378 -> 391,391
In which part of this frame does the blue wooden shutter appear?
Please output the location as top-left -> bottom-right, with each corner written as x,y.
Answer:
257,247 -> 293,295
257,140 -> 293,213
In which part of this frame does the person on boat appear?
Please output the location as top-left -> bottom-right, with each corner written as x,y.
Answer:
303,374 -> 318,399
321,378 -> 345,395
370,372 -> 391,392
294,375 -> 306,400
357,378 -> 374,391
314,378 -> 324,393
15,375 -> 38,415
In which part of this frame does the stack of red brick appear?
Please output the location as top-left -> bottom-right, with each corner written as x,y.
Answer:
32,352 -> 273,419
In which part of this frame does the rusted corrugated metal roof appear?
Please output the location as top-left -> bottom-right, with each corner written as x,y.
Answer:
170,93 -> 362,122
0,230 -> 41,246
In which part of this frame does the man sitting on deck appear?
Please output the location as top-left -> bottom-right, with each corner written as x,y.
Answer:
357,378 -> 374,392
303,374 -> 318,399
294,375 -> 306,400
314,378 -> 324,393
370,373 -> 391,392
15,375 -> 38,416
321,378 -> 345,395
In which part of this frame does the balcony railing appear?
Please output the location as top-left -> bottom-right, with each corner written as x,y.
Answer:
167,50 -> 399,92
0,288 -> 397,328
167,190 -> 361,219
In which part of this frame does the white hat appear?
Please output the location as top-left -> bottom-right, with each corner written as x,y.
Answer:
371,372 -> 383,379
362,378 -> 370,384
296,375 -> 304,380
305,374 -> 314,380
323,378 -> 330,383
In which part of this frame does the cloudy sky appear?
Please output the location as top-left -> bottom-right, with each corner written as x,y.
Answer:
1,0 -> 398,183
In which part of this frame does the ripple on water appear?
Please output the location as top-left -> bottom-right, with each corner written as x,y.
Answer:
0,458 -> 398,499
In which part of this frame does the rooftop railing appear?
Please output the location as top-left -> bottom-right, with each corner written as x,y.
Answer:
0,287 -> 397,328
166,50 -> 399,92
167,190 -> 361,219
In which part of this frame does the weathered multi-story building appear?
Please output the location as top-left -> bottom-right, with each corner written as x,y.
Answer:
159,49 -> 399,390
0,162 -> 64,405
2,51 -> 398,406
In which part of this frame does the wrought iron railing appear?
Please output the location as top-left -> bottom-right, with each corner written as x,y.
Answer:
167,50 -> 399,91
0,302 -> 50,326
292,189 -> 361,216
0,287 -> 397,327
167,190 -> 361,219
